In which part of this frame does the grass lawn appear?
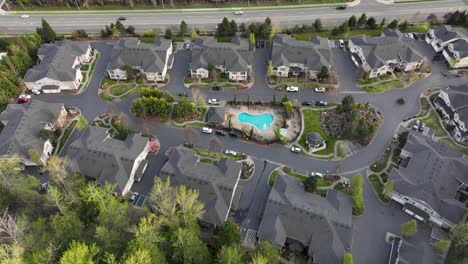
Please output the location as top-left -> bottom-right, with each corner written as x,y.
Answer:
299,109 -> 337,155
368,174 -> 390,203
216,36 -> 233,43
439,138 -> 468,156
199,158 -> 213,164
293,28 -> 382,41
138,36 -> 155,43
109,84 -> 137,96
99,93 -> 115,101
317,178 -> 333,187
56,120 -> 77,154
334,183 -> 353,196
102,78 -> 118,86
268,170 -> 280,187
361,79 -> 404,93
416,98 -> 430,118
194,148 -> 242,161
402,73 -> 423,83
420,110 -> 445,137
285,170 -> 308,181
357,78 -> 379,85
76,115 -> 88,131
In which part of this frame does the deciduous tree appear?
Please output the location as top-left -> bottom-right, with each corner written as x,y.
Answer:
351,173 -> 364,215
400,220 -> 417,237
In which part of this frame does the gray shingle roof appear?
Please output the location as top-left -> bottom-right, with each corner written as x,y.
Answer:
306,132 -> 323,145
350,30 -> 423,69
271,34 -> 331,72
257,174 -> 353,263
66,126 -> 148,194
431,25 -> 468,42
451,39 -> 468,58
206,107 -> 225,124
107,37 -> 172,73
190,36 -> 253,72
159,146 -> 241,226
0,100 -> 64,160
390,134 -> 468,224
444,84 -> 468,123
24,40 -> 90,82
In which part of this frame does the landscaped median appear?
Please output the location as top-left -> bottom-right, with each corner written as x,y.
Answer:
368,174 -> 390,203
299,109 -> 337,155
361,79 -> 405,93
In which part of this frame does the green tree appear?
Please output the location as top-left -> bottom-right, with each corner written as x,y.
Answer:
125,215 -> 166,264
400,220 -> 417,237
216,246 -> 244,264
357,13 -> 367,28
433,240 -> 451,253
173,97 -> 198,119
317,66 -> 329,80
304,177 -> 317,193
313,18 -> 323,32
379,18 -> 386,29
451,222 -> 468,255
123,248 -> 153,264
36,18 -> 56,42
50,213 -> 84,252
165,29 -> 173,39
344,252 -> 353,264
172,228 -> 211,264
351,173 -> 364,215
272,92 -> 277,105
123,64 -> 135,80
214,219 -> 241,249
60,241 -> 99,264
348,15 -> 357,29
143,29 -> 155,37
366,17 -> 378,29
249,254 -> 268,264
179,20 -> 188,37
28,148 -> 42,166
283,101 -> 293,119
387,19 -> 399,29
253,241 -> 279,264
399,21 -> 409,31
249,33 -> 256,48
267,60 -> 273,77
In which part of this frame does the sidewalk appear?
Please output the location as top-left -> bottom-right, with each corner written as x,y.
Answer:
2,0 -> 360,14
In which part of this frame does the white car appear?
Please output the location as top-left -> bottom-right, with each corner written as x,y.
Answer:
314,87 -> 326,93
339,39 -> 345,48
412,120 -> 421,130
286,86 -> 299,92
31,89 -> 41,95
208,98 -> 220,105
20,14 -> 30,18
130,192 -> 139,202
224,150 -> 237,156
234,11 -> 244,15
201,127 -> 213,134
290,147 -> 301,153
310,172 -> 324,178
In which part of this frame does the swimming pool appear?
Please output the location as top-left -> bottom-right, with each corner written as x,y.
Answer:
237,112 -> 274,131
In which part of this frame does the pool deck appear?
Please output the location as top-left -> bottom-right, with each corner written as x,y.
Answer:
225,105 -> 301,142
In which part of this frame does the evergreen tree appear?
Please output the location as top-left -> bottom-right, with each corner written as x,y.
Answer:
165,29 -> 173,39
357,13 -> 367,28
313,18 -> 323,32
179,20 -> 188,36
348,15 -> 357,29
387,19 -> 399,29
36,19 -> 56,42
366,17 -> 378,29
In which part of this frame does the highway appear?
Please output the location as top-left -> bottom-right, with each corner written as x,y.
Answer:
0,0 -> 466,34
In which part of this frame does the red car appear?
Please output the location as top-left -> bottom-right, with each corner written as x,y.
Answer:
17,95 -> 31,104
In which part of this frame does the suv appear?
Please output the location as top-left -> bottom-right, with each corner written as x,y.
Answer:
17,95 -> 31,104
118,16 -> 126,21
286,86 -> 299,92
229,130 -> 239,138
419,122 -> 427,132
208,98 -> 220,105
412,120 -> 421,130
212,86 -> 222,91
315,101 -> 328,106
302,101 -> 314,106
339,39 -> 345,48
201,127 -> 213,134
215,130 -> 228,136
224,150 -> 238,156
130,192 -> 139,202
310,172 -> 324,178
314,87 -> 326,93
336,5 -> 346,9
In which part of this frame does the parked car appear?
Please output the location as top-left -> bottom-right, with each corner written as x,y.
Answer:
310,172 -> 324,178
215,130 -> 228,136
302,101 -> 314,106
118,16 -> 126,21
286,86 -> 299,92
184,43 -> 191,50
419,122 -> 427,132
234,11 -> 244,15
315,101 -> 328,106
31,89 -> 41,95
412,120 -> 421,130
130,192 -> 139,202
224,150 -> 238,156
208,98 -> 220,105
314,87 -> 327,93
178,92 -> 187,97
290,147 -> 301,153
229,130 -> 240,138
38,182 -> 48,194
17,95 -> 31,104
212,86 -> 222,91
336,5 -> 346,9
20,14 -> 30,18
201,127 -> 213,134
339,39 -> 345,48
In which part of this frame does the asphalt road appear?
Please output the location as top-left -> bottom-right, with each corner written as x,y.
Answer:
0,0 -> 467,34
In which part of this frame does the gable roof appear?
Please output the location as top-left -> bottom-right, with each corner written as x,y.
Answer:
24,40 -> 90,82
450,38 -> 468,58
445,84 -> 468,110
206,107 -> 225,124
190,36 -> 253,72
107,37 -> 172,73
66,126 -> 148,193
431,25 -> 468,42
160,146 -> 241,226
350,30 -> 423,69
0,100 -> 64,160
271,34 -> 332,71
390,134 -> 468,224
257,174 -> 353,263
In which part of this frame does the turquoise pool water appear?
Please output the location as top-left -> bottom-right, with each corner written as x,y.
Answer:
237,112 -> 274,131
